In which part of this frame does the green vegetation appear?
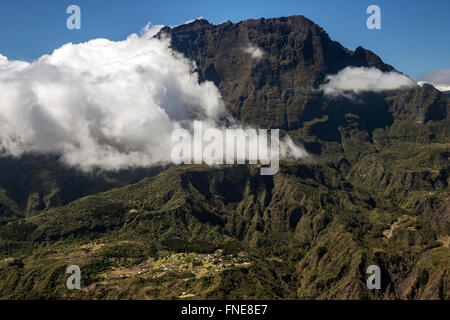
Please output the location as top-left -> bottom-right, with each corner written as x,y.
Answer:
0,152 -> 448,299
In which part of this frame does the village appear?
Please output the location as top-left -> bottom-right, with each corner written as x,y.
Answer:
47,241 -> 253,298
87,248 -> 253,298
109,249 -> 251,281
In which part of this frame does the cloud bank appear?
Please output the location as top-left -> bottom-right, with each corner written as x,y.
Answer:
418,69 -> 450,91
320,67 -> 416,97
0,28 -> 224,170
0,26 -> 306,171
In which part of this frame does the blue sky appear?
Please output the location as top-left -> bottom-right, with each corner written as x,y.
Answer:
0,0 -> 448,79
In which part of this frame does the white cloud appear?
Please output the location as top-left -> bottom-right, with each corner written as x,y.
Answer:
418,69 -> 450,91
280,136 -> 309,159
320,67 -> 416,97
243,44 -> 265,60
0,26 -> 306,171
183,17 -> 204,25
0,29 -> 224,170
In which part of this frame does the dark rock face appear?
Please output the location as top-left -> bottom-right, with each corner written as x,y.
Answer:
156,15 -> 448,167
157,16 -> 395,129
386,84 -> 448,124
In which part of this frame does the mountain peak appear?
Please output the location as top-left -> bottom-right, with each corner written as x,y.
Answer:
183,18 -> 211,28
155,15 -> 397,129
351,45 -> 394,72
161,15 -> 394,75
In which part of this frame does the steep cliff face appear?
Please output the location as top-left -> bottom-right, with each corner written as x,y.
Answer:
157,16 -> 448,171
157,16 -> 395,130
